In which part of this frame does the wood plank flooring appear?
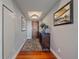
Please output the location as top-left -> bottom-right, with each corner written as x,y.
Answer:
16,51 -> 57,59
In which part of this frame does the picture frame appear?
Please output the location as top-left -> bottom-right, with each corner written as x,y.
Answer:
21,16 -> 27,31
54,1 -> 73,26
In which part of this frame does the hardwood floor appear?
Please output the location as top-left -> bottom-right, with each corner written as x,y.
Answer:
16,51 -> 57,59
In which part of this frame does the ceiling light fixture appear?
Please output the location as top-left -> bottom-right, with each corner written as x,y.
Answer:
28,11 -> 42,19
31,14 -> 39,19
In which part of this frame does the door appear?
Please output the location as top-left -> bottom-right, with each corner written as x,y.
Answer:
32,21 -> 39,39
2,5 -> 15,59
0,1 -> 2,59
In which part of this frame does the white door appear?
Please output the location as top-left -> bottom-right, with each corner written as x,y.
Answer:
3,5 -> 15,59
0,1 -> 2,59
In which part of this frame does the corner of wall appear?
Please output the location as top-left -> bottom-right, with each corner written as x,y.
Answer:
50,48 -> 62,59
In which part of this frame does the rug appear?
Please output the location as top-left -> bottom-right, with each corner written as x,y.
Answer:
21,39 -> 42,51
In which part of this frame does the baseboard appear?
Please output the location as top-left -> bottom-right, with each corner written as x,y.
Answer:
12,39 -> 26,59
50,48 -> 62,59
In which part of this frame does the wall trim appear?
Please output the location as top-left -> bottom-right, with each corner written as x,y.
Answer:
12,39 -> 26,59
50,48 -> 62,59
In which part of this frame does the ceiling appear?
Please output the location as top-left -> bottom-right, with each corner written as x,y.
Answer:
14,0 -> 59,21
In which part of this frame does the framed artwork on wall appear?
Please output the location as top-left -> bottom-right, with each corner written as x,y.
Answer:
21,16 -> 27,31
54,1 -> 73,26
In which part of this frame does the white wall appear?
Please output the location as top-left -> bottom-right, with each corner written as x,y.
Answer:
0,0 -> 27,59
26,20 -> 32,39
41,0 -> 78,59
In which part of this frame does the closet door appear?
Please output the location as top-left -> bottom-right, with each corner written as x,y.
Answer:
3,5 -> 15,59
0,1 -> 2,59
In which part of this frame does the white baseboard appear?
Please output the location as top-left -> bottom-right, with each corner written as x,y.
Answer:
12,39 -> 26,59
50,48 -> 62,59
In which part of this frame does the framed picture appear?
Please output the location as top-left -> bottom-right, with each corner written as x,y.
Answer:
21,16 -> 27,31
54,1 -> 73,26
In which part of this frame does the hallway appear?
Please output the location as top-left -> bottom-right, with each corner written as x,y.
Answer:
0,0 -> 77,59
